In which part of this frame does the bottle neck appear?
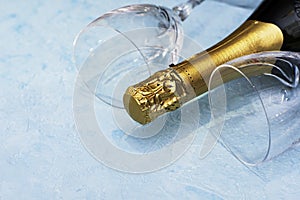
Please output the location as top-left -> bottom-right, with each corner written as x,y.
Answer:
172,20 -> 283,95
249,0 -> 300,51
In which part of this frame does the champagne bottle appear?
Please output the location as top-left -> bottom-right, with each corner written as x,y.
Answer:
123,0 -> 300,124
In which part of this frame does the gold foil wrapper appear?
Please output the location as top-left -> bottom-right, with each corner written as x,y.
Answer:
124,20 -> 284,124
123,68 -> 196,124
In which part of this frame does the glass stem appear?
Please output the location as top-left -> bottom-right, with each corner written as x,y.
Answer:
172,0 -> 205,21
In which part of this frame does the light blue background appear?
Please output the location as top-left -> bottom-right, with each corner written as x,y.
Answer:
1,0 -> 300,199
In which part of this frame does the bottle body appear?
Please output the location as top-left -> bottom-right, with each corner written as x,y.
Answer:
250,0 -> 300,51
124,0 -> 300,124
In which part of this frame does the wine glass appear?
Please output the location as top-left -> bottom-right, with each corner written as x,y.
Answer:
73,0 -> 204,109
207,51 -> 300,165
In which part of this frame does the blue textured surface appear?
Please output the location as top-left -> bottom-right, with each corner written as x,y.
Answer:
2,0 -> 300,199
